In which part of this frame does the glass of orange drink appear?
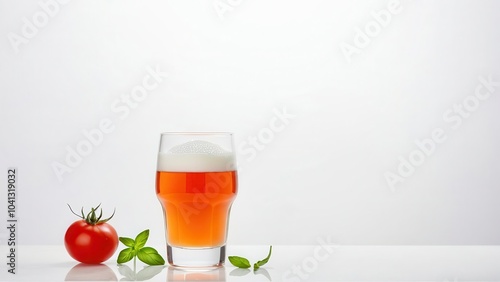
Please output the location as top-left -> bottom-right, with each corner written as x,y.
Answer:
156,132 -> 237,268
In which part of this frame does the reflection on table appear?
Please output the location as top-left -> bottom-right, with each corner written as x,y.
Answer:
167,266 -> 226,281
65,263 -> 117,281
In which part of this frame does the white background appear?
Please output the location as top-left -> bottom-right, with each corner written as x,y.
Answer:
0,0 -> 499,247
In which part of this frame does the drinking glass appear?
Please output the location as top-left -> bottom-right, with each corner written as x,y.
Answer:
156,132 -> 237,268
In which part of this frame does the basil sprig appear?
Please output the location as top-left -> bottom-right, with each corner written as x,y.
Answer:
229,245 -> 272,270
253,246 -> 272,270
117,229 -> 165,266
228,256 -> 251,268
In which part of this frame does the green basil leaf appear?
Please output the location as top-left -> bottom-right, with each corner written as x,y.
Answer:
135,229 -> 149,249
253,246 -> 272,271
137,247 -> 165,266
119,237 -> 135,248
117,247 -> 135,264
228,256 -> 251,269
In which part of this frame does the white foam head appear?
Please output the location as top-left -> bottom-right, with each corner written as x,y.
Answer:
157,140 -> 236,172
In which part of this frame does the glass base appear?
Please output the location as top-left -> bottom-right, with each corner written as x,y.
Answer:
167,245 -> 226,268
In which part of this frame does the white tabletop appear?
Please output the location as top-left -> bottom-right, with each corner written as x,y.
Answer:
1,245 -> 499,281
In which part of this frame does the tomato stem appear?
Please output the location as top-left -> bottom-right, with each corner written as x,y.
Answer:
68,204 -> 83,219
67,204 -> 116,225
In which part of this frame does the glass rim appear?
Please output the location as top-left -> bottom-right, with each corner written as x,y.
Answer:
160,132 -> 233,136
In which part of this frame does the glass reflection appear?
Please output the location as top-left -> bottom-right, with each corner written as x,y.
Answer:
167,266 -> 226,281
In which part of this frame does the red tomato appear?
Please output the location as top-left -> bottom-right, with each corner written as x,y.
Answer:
64,205 -> 118,264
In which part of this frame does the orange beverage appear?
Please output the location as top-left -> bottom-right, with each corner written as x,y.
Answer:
156,133 -> 237,267
156,170 -> 237,247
